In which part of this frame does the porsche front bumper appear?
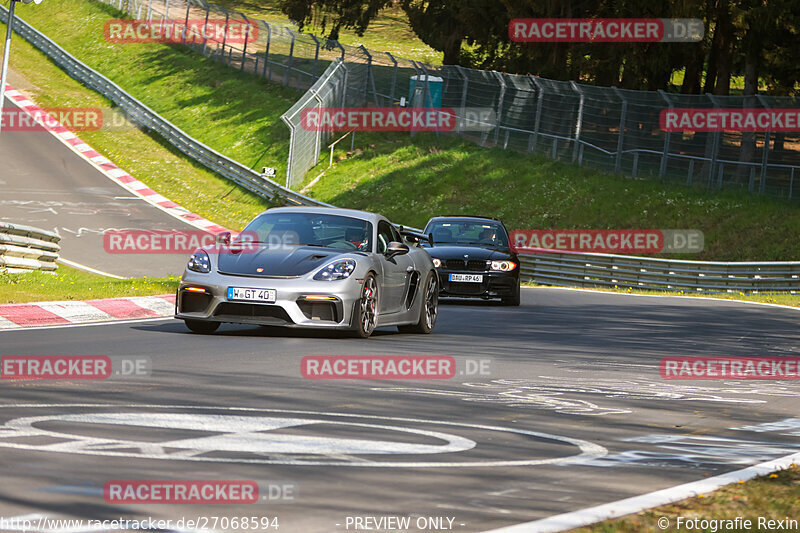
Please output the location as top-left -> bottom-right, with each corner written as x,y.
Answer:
174,271 -> 361,329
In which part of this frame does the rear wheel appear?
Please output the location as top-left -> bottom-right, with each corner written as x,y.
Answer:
501,282 -> 521,306
398,271 -> 438,334
352,273 -> 378,338
184,319 -> 220,334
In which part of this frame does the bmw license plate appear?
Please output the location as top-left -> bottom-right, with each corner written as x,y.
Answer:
449,274 -> 483,283
227,287 -> 276,302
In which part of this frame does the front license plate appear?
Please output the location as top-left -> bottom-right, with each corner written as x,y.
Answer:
227,287 -> 277,302
449,274 -> 483,283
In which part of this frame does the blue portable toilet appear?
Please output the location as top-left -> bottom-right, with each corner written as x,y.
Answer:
408,75 -> 443,108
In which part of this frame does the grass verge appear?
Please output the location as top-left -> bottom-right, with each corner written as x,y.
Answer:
302,134 -> 800,261
0,266 -> 179,304
574,464 -> 800,532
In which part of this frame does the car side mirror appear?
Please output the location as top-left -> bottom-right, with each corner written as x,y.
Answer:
385,241 -> 409,259
216,231 -> 232,246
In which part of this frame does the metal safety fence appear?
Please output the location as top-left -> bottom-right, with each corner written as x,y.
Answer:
0,223 -> 60,272
518,253 -> 800,292
96,0 -> 800,198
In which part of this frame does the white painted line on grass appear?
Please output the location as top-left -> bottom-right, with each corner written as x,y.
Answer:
57,258 -> 126,279
483,451 -> 800,533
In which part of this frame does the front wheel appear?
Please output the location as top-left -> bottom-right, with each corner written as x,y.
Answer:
352,273 -> 378,338
398,271 -> 438,334
501,281 -> 521,306
184,319 -> 220,334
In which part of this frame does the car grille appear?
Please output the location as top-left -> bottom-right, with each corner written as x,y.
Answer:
213,303 -> 292,324
444,259 -> 487,271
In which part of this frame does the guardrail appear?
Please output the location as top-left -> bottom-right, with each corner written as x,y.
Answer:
7,7 -> 799,293
519,252 -> 800,292
0,223 -> 61,273
0,4 -> 329,209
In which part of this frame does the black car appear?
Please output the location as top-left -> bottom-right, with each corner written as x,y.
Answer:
422,216 -> 520,306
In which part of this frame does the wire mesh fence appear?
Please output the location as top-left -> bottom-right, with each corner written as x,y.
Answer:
99,0 -> 800,198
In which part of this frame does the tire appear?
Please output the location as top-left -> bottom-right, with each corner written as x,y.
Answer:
351,273 -> 378,338
398,271 -> 438,334
501,281 -> 521,306
184,319 -> 220,334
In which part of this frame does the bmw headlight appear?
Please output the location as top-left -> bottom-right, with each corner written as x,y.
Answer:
187,250 -> 211,273
314,259 -> 356,281
490,260 -> 517,272
431,258 -> 442,268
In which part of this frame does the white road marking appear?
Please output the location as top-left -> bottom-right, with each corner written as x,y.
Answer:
483,451 -> 800,533
0,404 -> 607,467
57,257 -> 126,279
0,316 -> 172,333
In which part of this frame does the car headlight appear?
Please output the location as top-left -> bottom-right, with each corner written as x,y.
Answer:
314,259 -> 356,280
431,258 -> 442,268
490,260 -> 517,272
187,250 -> 211,273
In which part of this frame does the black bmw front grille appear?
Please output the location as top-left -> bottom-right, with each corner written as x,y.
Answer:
444,259 -> 487,271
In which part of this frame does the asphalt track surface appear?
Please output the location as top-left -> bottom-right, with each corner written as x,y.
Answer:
0,95 -> 196,278
2,288 -> 800,532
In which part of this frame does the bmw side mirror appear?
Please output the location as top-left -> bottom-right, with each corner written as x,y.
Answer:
385,241 -> 409,259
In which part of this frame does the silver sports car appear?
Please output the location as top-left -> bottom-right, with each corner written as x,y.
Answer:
175,207 -> 438,338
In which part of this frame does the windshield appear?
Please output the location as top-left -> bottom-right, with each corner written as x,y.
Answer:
242,212 -> 373,252
426,220 -> 509,248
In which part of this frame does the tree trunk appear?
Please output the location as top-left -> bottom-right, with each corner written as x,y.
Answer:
736,55 -> 758,183
681,43 -> 704,94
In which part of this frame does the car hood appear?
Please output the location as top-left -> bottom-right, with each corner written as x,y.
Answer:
215,245 -> 346,277
426,245 -> 514,261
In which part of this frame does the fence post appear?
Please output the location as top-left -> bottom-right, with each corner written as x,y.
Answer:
359,45 -> 378,106
706,93 -> 721,188
386,52 -> 398,105
529,76 -> 544,153
310,34 -> 320,80
341,59 -> 349,107
657,90 -> 673,179
239,14 -> 250,71
220,9 -> 230,56
180,0 -> 190,43
200,3 -> 209,54
283,29 -> 295,87
146,0 -> 153,23
455,65 -> 469,136
262,22 -> 271,79
312,89 -> 323,163
163,0 -> 170,24
570,81 -> 584,162
756,94 -> 772,195
611,87 -> 627,173
494,71 -> 506,146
